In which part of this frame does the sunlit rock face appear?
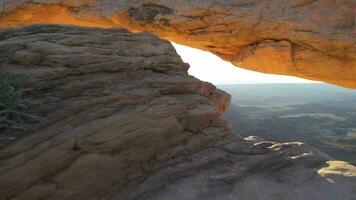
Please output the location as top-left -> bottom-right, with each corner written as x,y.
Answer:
0,0 -> 355,88
0,25 -> 355,200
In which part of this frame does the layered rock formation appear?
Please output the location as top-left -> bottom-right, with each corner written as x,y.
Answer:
0,0 -> 355,88
0,25 -> 355,200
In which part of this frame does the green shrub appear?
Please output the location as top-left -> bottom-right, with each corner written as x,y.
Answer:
0,71 -> 43,136
0,71 -> 26,108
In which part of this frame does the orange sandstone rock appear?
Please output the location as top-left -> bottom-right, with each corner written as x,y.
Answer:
0,0 -> 355,88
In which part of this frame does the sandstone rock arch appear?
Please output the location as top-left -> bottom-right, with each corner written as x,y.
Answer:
0,0 -> 355,88
0,24 -> 355,200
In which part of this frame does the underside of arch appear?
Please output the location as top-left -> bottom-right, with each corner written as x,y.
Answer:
0,0 -> 355,88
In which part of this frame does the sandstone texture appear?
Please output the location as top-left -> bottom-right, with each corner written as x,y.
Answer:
0,25 -> 355,200
0,0 -> 355,88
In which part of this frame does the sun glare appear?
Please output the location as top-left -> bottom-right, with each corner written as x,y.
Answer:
173,43 -> 318,85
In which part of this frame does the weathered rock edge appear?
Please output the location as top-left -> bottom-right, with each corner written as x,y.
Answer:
0,0 -> 355,88
0,25 -> 355,200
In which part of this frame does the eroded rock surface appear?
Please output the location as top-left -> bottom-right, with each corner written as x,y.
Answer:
0,0 -> 355,88
0,25 -> 355,200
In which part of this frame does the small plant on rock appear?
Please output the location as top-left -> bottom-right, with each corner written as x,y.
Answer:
0,71 -> 44,138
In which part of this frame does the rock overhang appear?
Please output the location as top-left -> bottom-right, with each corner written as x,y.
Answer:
0,0 -> 355,88
0,0 -> 356,88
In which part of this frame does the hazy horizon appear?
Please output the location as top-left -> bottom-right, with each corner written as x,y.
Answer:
220,84 -> 356,163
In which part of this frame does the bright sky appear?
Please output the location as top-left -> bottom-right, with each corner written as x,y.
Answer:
173,43 -> 318,85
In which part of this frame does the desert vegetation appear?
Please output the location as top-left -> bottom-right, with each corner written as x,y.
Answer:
0,71 -> 43,139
